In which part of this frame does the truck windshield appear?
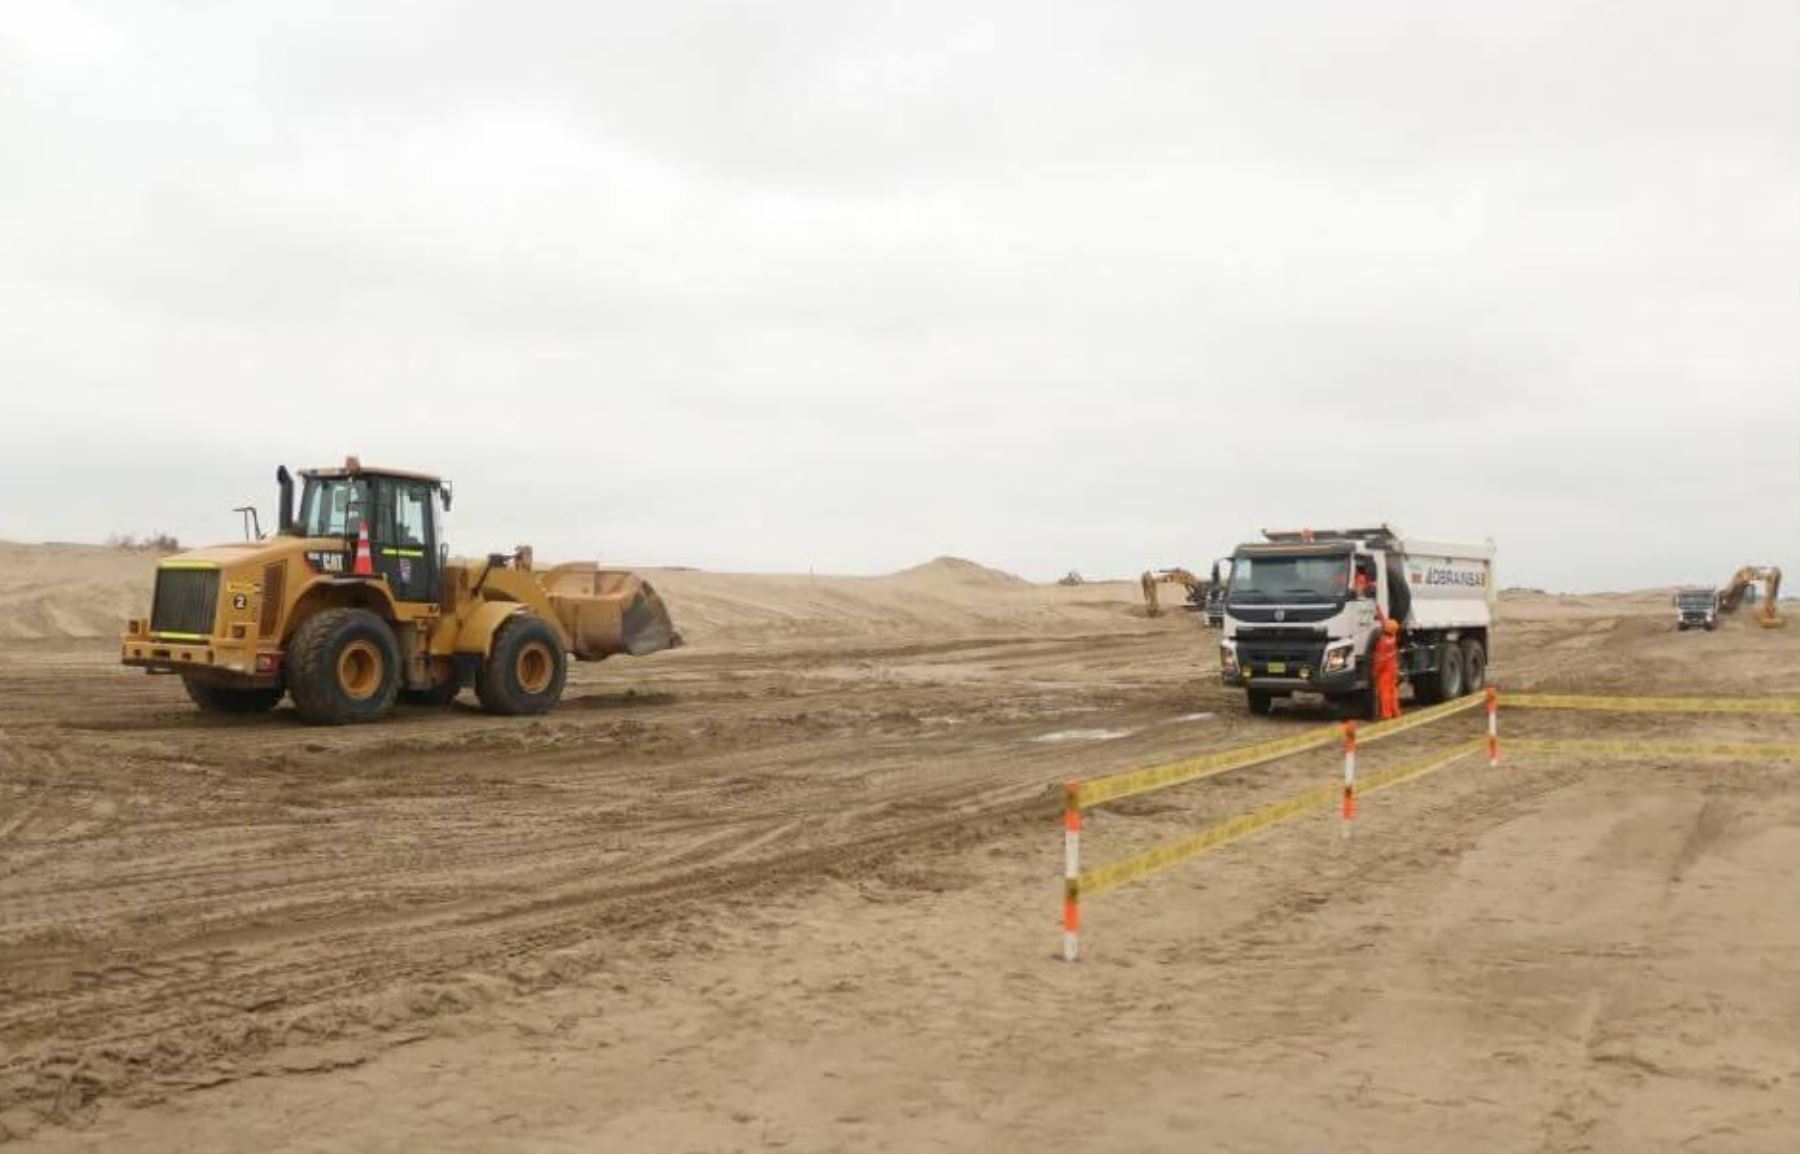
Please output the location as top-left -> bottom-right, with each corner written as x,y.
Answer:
1676,592 -> 1713,608
297,478 -> 370,538
1230,554 -> 1349,602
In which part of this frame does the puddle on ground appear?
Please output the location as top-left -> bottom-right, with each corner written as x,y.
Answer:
1031,728 -> 1135,743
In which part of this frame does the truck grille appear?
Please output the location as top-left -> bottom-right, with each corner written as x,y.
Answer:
150,569 -> 220,636
1236,637 -> 1326,674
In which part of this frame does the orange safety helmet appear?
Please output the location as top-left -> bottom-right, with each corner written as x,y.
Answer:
1382,617 -> 1400,636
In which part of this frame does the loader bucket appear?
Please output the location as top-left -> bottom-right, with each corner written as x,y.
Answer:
536,564 -> 683,660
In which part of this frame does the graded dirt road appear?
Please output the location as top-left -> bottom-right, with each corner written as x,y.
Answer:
2,549 -> 1796,1151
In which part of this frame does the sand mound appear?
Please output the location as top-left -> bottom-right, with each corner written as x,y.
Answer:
0,541 -> 161,641
0,541 -> 1140,647
891,556 -> 1032,589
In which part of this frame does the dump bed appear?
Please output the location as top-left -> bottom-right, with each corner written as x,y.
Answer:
1388,537 -> 1495,631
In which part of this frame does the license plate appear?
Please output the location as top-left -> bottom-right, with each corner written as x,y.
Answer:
1267,661 -> 1287,674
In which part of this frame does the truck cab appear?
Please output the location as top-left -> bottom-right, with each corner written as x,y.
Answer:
1217,526 -> 1494,717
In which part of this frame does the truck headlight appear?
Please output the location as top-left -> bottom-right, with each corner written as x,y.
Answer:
1219,641 -> 1239,675
1322,642 -> 1353,674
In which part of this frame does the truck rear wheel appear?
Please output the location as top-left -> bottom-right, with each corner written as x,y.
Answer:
1246,688 -> 1275,716
1436,643 -> 1467,700
183,679 -> 284,715
476,615 -> 567,716
1460,639 -> 1486,693
287,608 -> 402,725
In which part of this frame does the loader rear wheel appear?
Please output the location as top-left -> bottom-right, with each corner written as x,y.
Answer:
287,608 -> 401,725
183,679 -> 284,715
476,615 -> 566,716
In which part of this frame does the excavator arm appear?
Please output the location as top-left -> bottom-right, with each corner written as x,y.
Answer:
1719,565 -> 1785,627
1140,568 -> 1207,617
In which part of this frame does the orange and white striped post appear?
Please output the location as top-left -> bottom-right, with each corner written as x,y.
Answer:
1341,721 -> 1357,836
1486,687 -> 1500,767
1063,780 -> 1082,962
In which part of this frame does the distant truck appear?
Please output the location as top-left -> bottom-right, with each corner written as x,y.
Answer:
1189,557 -> 1233,628
1673,586 -> 1719,631
1218,526 -> 1495,718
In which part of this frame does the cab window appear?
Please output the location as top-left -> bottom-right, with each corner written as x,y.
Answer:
298,478 -> 369,537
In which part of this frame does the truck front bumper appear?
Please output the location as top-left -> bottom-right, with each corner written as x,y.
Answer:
1221,668 -> 1362,694
120,621 -> 282,687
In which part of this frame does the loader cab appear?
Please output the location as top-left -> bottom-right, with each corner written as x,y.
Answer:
295,463 -> 449,604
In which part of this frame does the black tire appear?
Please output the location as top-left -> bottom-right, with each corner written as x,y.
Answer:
286,608 -> 402,725
475,615 -> 567,716
183,678 -> 284,715
1676,623 -> 1689,632
1246,688 -> 1275,716
1461,639 -> 1486,693
1437,642 -> 1467,700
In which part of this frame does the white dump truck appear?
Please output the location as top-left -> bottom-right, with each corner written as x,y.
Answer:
1218,525 -> 1495,717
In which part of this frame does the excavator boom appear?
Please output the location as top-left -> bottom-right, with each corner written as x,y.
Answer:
1718,565 -> 1784,628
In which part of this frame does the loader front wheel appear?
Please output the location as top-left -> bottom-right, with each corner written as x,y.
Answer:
476,615 -> 566,716
287,608 -> 401,725
183,679 -> 284,715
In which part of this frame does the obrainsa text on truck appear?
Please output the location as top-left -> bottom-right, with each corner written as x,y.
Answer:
1217,525 -> 1495,718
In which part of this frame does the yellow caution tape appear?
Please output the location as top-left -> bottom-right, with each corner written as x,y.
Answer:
1357,693 -> 1488,742
1076,726 -> 1338,808
1508,739 -> 1800,761
1077,693 -> 1486,808
1077,740 -> 1483,896
1505,694 -> 1800,715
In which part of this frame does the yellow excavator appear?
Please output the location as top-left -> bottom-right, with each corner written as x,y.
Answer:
1140,568 -> 1202,618
122,459 -> 682,724
1718,565 -> 1784,628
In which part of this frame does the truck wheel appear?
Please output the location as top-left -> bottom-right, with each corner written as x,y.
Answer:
1246,689 -> 1275,716
1460,639 -> 1486,693
183,679 -> 284,715
287,608 -> 402,725
1437,643 -> 1467,699
476,615 -> 567,716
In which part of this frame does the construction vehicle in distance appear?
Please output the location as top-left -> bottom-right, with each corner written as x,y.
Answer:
1218,525 -> 1495,718
122,459 -> 682,724
1719,565 -> 1785,628
1140,568 -> 1202,618
1673,586 -> 1719,631
1193,557 -> 1232,628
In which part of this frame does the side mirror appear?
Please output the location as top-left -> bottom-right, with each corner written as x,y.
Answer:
441,481 -> 454,511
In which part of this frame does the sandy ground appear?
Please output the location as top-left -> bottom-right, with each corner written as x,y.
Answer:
2,545 -> 1798,1151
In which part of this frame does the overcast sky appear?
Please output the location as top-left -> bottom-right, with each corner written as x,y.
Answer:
2,1 -> 1795,591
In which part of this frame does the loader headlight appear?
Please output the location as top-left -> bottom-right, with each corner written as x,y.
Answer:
1219,640 -> 1239,675
1322,642 -> 1353,674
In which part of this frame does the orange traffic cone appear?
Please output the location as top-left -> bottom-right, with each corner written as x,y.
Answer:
352,523 -> 374,575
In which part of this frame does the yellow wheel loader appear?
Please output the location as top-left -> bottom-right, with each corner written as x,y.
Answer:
121,459 -> 682,724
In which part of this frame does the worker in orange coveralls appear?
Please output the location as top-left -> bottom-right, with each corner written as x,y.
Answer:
1374,616 -> 1402,720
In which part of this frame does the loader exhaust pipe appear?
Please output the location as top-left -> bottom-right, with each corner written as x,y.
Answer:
276,465 -> 295,535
